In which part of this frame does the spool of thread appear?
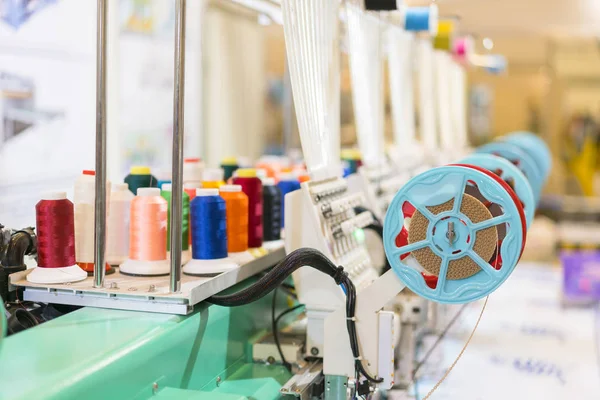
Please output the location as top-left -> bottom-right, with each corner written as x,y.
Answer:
28,192 -> 87,284
202,168 -> 225,189
184,182 -> 202,246
232,169 -> 263,248
433,20 -> 455,51
158,180 -> 172,189
454,36 -> 473,60
184,157 -> 204,184
124,166 -> 157,195
297,174 -> 310,183
183,189 -> 238,275
74,170 -> 113,275
277,173 -> 301,229
256,169 -> 268,181
220,185 -> 249,253
404,5 -> 438,34
221,157 -> 239,181
161,184 -> 190,263
262,178 -> 283,248
106,183 -> 134,266
119,188 -> 170,276
154,168 -> 171,190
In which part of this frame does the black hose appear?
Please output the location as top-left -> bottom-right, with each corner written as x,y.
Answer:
208,247 -> 382,384
209,248 -> 345,307
3,229 -> 35,269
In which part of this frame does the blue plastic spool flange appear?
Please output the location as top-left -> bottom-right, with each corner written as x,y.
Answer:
404,5 -> 437,34
383,166 -> 524,304
476,142 -> 543,204
460,154 -> 535,228
503,131 -> 552,181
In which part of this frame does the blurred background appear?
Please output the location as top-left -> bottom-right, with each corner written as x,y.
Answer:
3,1 -> 600,194
1,2 -> 600,398
2,0 -> 600,258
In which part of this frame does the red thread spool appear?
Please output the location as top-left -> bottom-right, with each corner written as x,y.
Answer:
232,169 -> 263,248
37,194 -> 76,268
28,192 -> 87,284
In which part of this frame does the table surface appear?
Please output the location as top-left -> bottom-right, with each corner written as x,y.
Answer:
414,263 -> 600,400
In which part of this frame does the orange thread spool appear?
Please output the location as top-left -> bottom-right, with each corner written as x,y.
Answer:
129,188 -> 168,261
220,185 -> 249,253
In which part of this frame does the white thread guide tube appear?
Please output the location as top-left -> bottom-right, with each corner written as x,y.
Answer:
388,27 -> 417,148
435,50 -> 454,151
346,3 -> 385,168
281,0 -> 341,182
417,38 -> 438,152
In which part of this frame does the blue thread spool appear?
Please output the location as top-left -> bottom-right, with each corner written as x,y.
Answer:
404,5 -> 438,34
277,173 -> 301,229
183,189 -> 238,276
383,166 -> 525,304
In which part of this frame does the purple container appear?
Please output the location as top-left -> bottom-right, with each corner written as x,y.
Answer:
561,250 -> 600,301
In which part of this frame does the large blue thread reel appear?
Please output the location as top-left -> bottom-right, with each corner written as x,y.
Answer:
503,131 -> 552,182
475,141 -> 544,204
459,154 -> 535,228
383,166 -> 526,304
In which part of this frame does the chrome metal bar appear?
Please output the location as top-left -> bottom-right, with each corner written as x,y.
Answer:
170,0 -> 187,293
93,0 -> 108,289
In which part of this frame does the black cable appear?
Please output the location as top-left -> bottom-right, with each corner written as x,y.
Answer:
273,300 -> 305,371
208,248 -> 381,384
209,248 -> 345,307
341,274 -> 383,384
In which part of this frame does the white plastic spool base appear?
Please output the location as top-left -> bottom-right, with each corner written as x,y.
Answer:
263,239 -> 284,251
119,259 -> 171,276
229,251 -> 255,264
183,257 -> 239,276
26,265 -> 87,284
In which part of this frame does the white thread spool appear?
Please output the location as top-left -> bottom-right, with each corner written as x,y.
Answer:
74,171 -> 111,266
184,158 -> 204,184
106,183 -> 134,265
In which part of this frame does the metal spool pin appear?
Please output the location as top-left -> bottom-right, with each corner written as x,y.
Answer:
93,0 -> 108,288
383,166 -> 525,304
170,0 -> 187,293
93,0 -> 187,293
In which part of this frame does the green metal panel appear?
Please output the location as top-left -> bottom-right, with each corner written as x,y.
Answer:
211,363 -> 289,400
152,387 -> 247,400
0,282 -> 294,400
324,375 -> 349,400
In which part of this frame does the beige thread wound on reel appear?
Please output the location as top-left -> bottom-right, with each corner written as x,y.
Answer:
408,194 -> 498,280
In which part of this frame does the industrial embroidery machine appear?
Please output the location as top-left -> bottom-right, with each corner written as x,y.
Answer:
0,1 -> 552,400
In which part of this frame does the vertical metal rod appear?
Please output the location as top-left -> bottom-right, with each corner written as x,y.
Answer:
170,0 -> 187,293
94,0 -> 108,289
